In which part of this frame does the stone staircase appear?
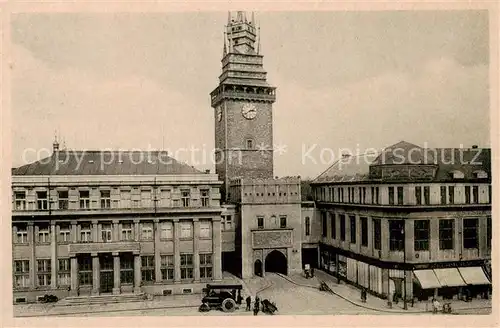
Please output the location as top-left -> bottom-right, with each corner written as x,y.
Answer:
57,293 -> 147,306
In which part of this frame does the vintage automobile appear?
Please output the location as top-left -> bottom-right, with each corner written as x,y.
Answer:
199,284 -> 243,313
261,299 -> 278,315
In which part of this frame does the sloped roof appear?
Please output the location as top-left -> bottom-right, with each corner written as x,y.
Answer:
371,141 -> 435,165
12,151 -> 203,176
313,153 -> 377,184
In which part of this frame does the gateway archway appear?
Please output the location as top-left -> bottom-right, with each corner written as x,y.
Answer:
265,250 -> 288,275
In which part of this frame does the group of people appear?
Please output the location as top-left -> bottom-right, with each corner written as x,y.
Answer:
245,295 -> 262,315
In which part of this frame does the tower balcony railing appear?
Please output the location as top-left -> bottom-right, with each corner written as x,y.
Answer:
211,91 -> 276,106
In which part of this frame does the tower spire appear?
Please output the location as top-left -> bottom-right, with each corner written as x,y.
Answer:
257,23 -> 261,54
251,12 -> 255,25
227,11 -> 231,25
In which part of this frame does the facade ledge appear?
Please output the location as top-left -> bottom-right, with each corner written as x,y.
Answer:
68,241 -> 140,256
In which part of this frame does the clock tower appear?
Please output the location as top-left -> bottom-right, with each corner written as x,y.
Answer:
210,11 -> 276,201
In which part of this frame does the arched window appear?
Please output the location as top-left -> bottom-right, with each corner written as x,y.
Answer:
246,139 -> 254,149
305,217 -> 310,236
473,170 -> 488,179
450,170 -> 465,179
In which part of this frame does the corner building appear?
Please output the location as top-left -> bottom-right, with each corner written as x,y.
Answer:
311,141 -> 492,301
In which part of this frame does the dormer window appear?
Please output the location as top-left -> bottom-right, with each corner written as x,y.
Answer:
473,170 -> 488,179
450,170 -> 465,179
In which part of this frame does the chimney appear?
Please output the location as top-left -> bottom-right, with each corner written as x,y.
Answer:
53,138 -> 60,154
472,145 -> 478,149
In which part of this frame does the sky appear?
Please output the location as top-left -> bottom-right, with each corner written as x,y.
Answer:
10,11 -> 490,178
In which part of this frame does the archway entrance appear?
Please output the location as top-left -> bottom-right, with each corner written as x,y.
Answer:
254,260 -> 263,277
265,250 -> 288,275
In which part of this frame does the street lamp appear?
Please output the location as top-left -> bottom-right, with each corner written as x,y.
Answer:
401,223 -> 407,310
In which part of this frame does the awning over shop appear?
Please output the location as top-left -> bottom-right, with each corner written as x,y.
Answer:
433,268 -> 467,287
414,270 -> 442,289
458,267 -> 491,285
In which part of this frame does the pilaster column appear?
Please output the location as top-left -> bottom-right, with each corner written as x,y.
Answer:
112,252 -> 120,295
112,219 -> 119,242
91,253 -> 100,295
193,219 -> 200,282
133,253 -> 141,293
92,220 -> 99,243
50,222 -> 57,289
28,222 -> 36,289
404,219 -> 414,261
134,219 -> 140,241
174,219 -> 181,282
478,216 -> 487,257
381,218 -> 389,258
429,217 -> 439,261
367,216 -> 373,253
70,256 -> 79,296
212,217 -> 222,281
154,219 -> 162,283
71,220 -> 78,243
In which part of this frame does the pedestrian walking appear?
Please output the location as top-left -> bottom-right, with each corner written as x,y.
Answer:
432,298 -> 440,314
253,297 -> 260,316
245,296 -> 252,311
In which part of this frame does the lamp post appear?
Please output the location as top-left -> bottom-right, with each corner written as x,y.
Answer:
401,223 -> 407,310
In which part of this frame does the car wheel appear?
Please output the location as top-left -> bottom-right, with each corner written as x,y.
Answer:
221,298 -> 236,312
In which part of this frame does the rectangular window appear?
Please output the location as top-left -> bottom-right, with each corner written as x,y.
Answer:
200,189 -> 210,207
439,219 -> 454,250
414,220 -> 430,251
181,189 -> 191,207
58,224 -> 71,243
37,225 -> 50,243
120,255 -> 134,284
330,213 -> 336,239
246,139 -> 254,149
415,186 -> 422,205
14,260 -> 30,288
121,222 -> 133,241
388,187 -> 395,205
15,225 -> 28,244
224,215 -> 233,231
37,259 -> 51,286
121,190 -> 131,208
424,186 -> 430,205
280,216 -> 287,228
362,187 -> 367,204
100,190 -> 111,209
487,216 -> 492,249
440,186 -> 447,204
180,254 -> 193,280
160,255 -> 174,281
141,256 -> 155,282
371,187 -> 375,204
321,212 -> 327,237
200,254 -> 213,279
37,191 -> 48,210
79,257 -> 92,285
472,186 -> 479,204
397,187 -> 404,205
338,188 -> 342,203
389,220 -> 404,251
57,259 -> 70,286
79,190 -> 90,209
141,222 -> 153,240
361,217 -> 368,247
350,215 -> 356,244
257,216 -> 264,229
465,186 -> 471,204
200,221 -> 211,238
14,191 -> 27,210
141,190 -> 151,208
373,218 -> 381,250
160,221 -> 173,239
448,186 -> 455,204
305,217 -> 311,236
57,190 -> 69,210
340,214 -> 346,241
180,222 -> 193,239
80,223 -> 92,242
463,218 -> 478,249
489,185 -> 492,204
101,223 -> 112,242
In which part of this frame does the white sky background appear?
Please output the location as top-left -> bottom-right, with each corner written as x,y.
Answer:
11,11 -> 490,178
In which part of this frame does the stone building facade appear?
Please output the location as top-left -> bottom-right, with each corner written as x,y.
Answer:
311,141 -> 492,301
12,150 -> 224,303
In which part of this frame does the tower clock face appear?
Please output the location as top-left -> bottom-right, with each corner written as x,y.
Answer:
241,103 -> 257,120
216,106 -> 222,122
